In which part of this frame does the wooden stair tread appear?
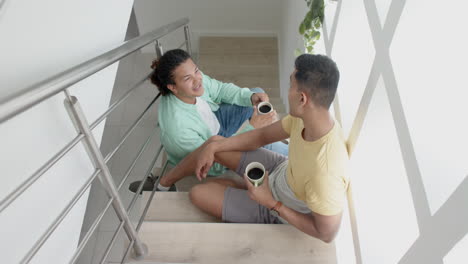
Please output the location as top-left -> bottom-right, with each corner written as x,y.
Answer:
143,192 -> 219,223
133,222 -> 337,264
198,36 -> 284,104
199,36 -> 278,55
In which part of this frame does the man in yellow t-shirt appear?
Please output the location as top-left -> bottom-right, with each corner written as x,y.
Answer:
161,54 -> 348,243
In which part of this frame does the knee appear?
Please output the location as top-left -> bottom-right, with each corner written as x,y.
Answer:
189,182 -> 222,206
189,184 -> 208,206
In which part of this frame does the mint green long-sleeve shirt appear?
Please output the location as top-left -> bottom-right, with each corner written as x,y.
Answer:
158,73 -> 255,175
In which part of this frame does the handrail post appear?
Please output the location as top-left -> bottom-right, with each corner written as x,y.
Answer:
63,90 -> 148,260
155,40 -> 164,58
183,25 -> 192,55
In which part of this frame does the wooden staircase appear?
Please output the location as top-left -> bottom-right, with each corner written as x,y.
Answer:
127,37 -> 336,263
127,192 -> 337,264
198,36 -> 287,117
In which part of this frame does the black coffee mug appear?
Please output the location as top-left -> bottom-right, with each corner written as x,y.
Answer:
245,162 -> 265,187
257,102 -> 273,114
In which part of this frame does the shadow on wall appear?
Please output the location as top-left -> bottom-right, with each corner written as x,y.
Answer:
399,174 -> 468,263
0,0 -> 8,20
321,0 -> 468,262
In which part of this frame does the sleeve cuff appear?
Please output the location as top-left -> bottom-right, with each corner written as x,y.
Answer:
242,89 -> 255,106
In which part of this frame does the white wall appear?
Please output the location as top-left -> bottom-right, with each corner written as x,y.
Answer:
278,0 -> 468,263
280,0 -> 468,263
0,0 -> 133,263
278,0 -> 308,110
334,0 -> 468,263
134,0 -> 282,56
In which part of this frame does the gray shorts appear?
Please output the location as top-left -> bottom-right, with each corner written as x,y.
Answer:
221,148 -> 287,224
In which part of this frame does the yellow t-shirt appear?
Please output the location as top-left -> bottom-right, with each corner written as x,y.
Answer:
282,115 -> 349,216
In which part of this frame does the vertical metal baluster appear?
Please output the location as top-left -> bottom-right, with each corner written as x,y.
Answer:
155,40 -> 164,58
183,25 -> 192,55
63,90 -> 148,260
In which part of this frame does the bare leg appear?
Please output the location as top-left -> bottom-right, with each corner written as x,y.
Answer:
206,177 -> 246,190
189,178 -> 242,219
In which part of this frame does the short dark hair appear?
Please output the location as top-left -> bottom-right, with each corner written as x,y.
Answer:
294,54 -> 339,109
150,49 -> 192,95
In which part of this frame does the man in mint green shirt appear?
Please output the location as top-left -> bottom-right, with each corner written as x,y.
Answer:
158,72 -> 285,175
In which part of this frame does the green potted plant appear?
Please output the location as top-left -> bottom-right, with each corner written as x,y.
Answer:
295,0 -> 325,55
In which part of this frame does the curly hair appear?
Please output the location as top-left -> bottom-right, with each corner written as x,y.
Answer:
150,49 -> 192,95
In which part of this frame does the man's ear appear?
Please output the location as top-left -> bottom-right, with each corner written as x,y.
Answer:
300,91 -> 309,106
167,84 -> 177,94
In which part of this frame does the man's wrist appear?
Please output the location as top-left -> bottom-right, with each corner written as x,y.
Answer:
208,140 -> 221,154
269,200 -> 283,218
267,199 -> 278,209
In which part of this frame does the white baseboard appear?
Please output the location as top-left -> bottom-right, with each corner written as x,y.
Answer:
194,30 -> 279,38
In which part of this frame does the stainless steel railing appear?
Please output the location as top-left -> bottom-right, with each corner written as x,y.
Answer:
0,17 -> 192,263
0,17 -> 190,123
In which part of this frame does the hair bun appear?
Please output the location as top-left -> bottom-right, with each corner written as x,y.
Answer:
151,58 -> 160,69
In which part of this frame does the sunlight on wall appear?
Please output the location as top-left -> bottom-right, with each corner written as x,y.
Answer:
349,77 -> 419,263
284,0 -> 468,262
334,199 -> 356,264
390,0 -> 468,216
332,0 -> 375,137
323,0 -> 338,40
443,232 -> 468,264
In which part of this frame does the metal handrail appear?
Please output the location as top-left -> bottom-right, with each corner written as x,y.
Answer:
99,136 -> 163,264
136,160 -> 170,232
121,160 -> 170,263
70,128 -> 159,264
177,40 -> 188,50
0,17 -> 189,123
0,17 -> 193,263
126,146 -> 164,212
100,220 -> 126,264
103,94 -> 160,163
0,133 -> 84,213
0,72 -> 154,215
89,71 -> 152,130
101,152 -> 166,264
20,169 -> 101,264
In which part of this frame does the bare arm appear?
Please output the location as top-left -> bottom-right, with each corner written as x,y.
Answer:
195,120 -> 289,178
211,119 -> 288,153
244,173 -> 342,243
275,203 -> 342,243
